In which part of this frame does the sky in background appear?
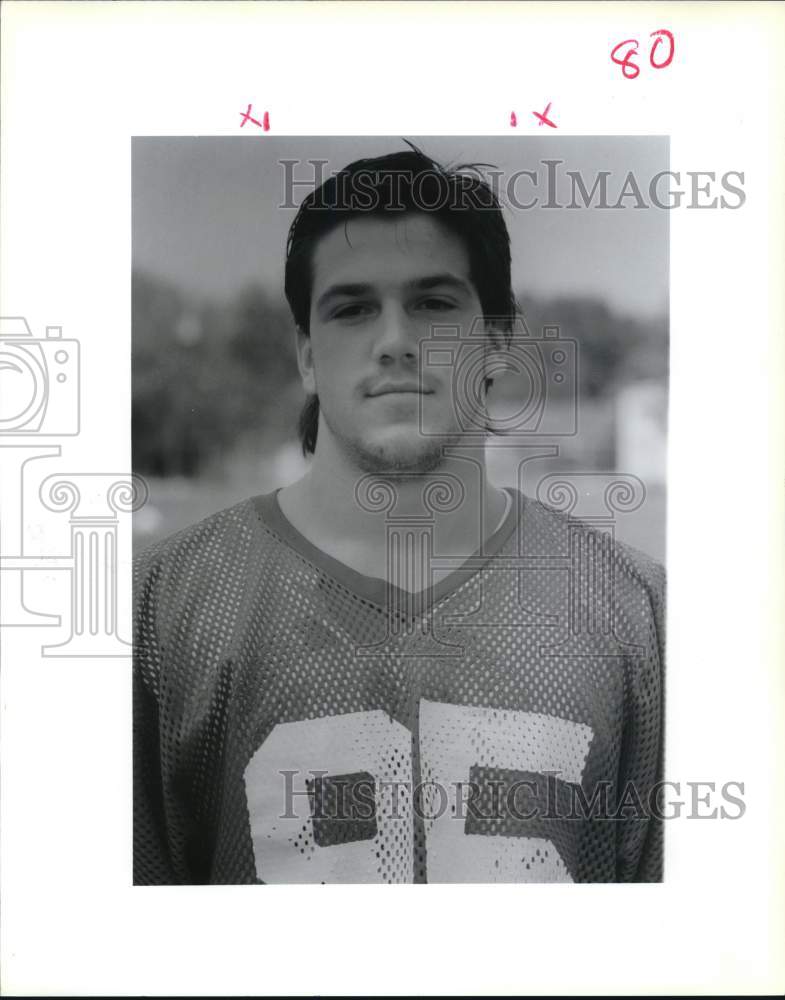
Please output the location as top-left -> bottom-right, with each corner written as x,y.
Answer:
132,135 -> 668,319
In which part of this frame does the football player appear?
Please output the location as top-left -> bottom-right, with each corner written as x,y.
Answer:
133,145 -> 665,884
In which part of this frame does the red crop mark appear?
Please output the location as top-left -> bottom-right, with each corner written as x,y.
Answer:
510,111 -> 518,127
239,104 -> 269,130
532,101 -> 557,128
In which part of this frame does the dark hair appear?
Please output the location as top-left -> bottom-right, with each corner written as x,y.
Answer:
284,142 -> 518,455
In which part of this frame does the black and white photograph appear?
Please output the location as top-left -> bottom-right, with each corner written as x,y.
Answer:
132,135 -> 668,884
3,2 -> 784,995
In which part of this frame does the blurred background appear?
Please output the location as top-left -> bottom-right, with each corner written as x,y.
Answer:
132,136 -> 667,561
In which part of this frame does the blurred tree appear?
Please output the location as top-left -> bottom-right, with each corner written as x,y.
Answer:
518,294 -> 667,398
225,285 -> 301,438
132,270 -> 303,478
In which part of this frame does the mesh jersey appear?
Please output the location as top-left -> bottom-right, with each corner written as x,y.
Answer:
133,487 -> 665,885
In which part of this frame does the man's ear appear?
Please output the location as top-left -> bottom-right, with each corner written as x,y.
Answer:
482,322 -> 510,394
484,320 -> 507,352
295,325 -> 317,395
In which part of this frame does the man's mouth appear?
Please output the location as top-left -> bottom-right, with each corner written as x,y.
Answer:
366,381 -> 434,397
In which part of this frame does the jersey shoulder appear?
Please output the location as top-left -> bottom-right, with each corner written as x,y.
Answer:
132,492 -> 293,641
515,491 -> 666,639
517,490 -> 664,581
134,495 -> 262,589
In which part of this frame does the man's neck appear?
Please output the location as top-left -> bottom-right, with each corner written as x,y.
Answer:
277,437 -> 507,589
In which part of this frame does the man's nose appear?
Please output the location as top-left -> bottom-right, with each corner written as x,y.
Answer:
372,303 -> 419,365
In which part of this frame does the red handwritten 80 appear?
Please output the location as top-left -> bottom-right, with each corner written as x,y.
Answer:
611,30 -> 675,80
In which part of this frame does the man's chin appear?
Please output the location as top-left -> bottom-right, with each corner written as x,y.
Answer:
348,428 -> 456,475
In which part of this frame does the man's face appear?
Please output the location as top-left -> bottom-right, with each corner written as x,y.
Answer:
300,213 -> 487,474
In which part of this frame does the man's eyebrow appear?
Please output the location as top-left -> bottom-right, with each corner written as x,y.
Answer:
315,283 -> 374,311
315,274 -> 473,312
407,273 -> 474,295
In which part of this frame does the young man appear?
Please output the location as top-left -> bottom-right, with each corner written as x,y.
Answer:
133,146 -> 665,885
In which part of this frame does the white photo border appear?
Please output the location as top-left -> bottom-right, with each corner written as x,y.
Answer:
1,2 -> 784,996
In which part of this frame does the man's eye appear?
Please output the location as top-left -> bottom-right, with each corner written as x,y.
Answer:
332,303 -> 374,320
417,298 -> 457,311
